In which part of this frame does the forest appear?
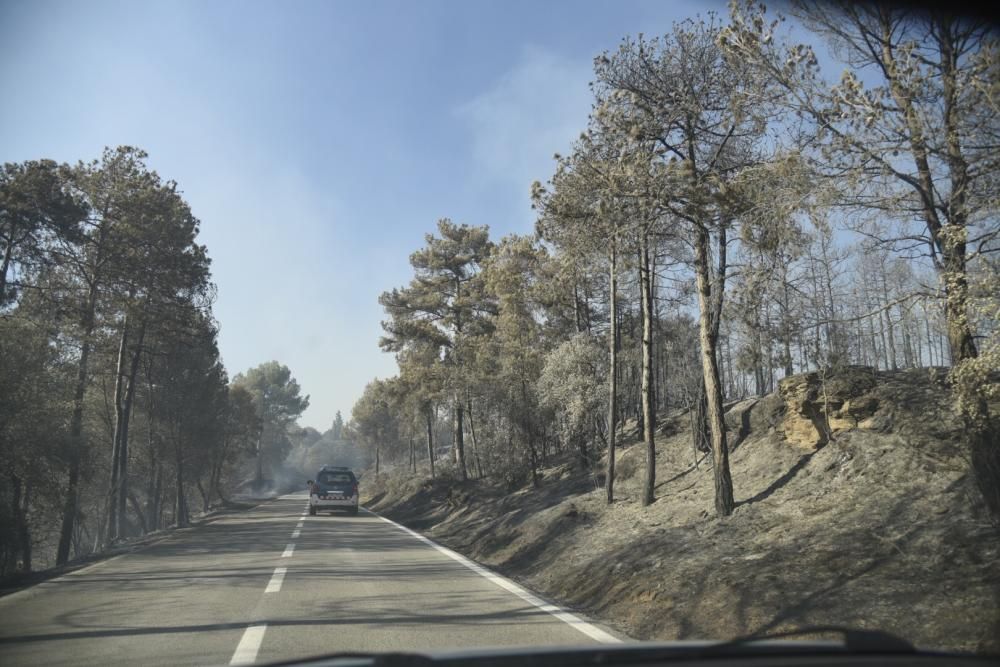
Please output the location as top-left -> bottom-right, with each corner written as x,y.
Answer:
349,2 -> 999,520
0,148 -> 324,575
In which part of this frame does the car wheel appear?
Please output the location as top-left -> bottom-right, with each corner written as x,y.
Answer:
349,506 -> 358,516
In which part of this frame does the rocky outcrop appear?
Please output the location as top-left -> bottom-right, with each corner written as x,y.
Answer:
777,366 -> 881,450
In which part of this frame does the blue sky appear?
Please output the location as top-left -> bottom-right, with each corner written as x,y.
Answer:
1,0 -> 739,429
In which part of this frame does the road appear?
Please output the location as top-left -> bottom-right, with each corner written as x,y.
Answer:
0,494 -> 620,666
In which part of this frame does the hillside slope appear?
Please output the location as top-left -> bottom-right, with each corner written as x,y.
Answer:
364,367 -> 1000,653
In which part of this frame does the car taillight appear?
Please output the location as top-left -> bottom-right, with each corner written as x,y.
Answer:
352,484 -> 358,495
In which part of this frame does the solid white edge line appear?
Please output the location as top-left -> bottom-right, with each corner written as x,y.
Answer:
230,623 -> 267,665
281,543 -> 295,558
265,566 -> 287,593
364,508 -> 621,644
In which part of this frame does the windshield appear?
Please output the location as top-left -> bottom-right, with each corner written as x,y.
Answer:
1,0 -> 998,665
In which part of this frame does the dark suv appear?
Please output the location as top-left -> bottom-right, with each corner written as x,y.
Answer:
307,466 -> 359,516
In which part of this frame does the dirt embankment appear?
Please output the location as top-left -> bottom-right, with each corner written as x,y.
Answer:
364,367 -> 1000,653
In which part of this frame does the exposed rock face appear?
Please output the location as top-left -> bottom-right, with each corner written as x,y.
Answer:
777,366 -> 880,450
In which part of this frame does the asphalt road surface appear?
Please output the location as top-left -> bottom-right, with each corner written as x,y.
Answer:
0,494 -> 620,666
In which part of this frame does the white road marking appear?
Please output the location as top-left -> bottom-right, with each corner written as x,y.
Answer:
265,567 -> 287,593
296,521 -> 304,528
281,543 -> 295,558
368,509 -> 622,644
291,529 -> 301,538
230,623 -> 267,665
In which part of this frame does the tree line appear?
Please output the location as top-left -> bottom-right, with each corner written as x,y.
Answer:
351,2 -> 999,518
0,148 -> 312,575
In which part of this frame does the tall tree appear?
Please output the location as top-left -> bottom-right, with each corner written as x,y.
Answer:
534,133 -> 635,504
351,378 -> 402,477
397,343 -> 444,478
478,235 -> 553,486
155,312 -> 226,527
0,300 -> 74,573
232,361 -> 310,487
379,219 -> 494,482
331,411 -> 344,441
105,166 -> 212,543
54,147 -> 161,563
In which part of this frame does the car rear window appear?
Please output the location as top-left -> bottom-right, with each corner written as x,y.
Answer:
318,472 -> 353,484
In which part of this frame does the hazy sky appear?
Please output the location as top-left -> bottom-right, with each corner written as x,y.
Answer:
1,0 -> 732,429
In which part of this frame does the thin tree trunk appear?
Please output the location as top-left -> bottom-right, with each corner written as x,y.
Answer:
693,376 -> 712,454
127,492 -> 147,534
519,381 -> 539,487
152,461 -> 163,532
606,242 -> 618,505
107,316 -> 130,544
10,474 -> 31,572
817,235 -> 840,362
573,280 -> 584,334
752,306 -> 765,395
255,390 -> 269,489
616,300 -> 623,433
196,476 -> 209,513
639,235 -> 656,506
175,429 -> 188,527
145,364 -> 160,533
56,323 -> 95,565
880,271 -> 899,370
215,469 -> 231,506
940,323 -> 948,366
147,449 -> 158,532
467,400 -> 484,479
255,427 -> 264,487
781,280 -> 794,377
925,315 -> 935,366
0,241 -> 14,303
695,224 -> 734,517
209,450 -> 223,507
426,406 -> 435,478
901,310 -> 915,368
115,321 -> 144,537
453,397 -> 467,481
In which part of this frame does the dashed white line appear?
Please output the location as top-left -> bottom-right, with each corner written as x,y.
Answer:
265,566 -> 287,593
230,623 -> 267,665
291,529 -> 301,538
281,543 -> 295,558
368,510 -> 621,644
